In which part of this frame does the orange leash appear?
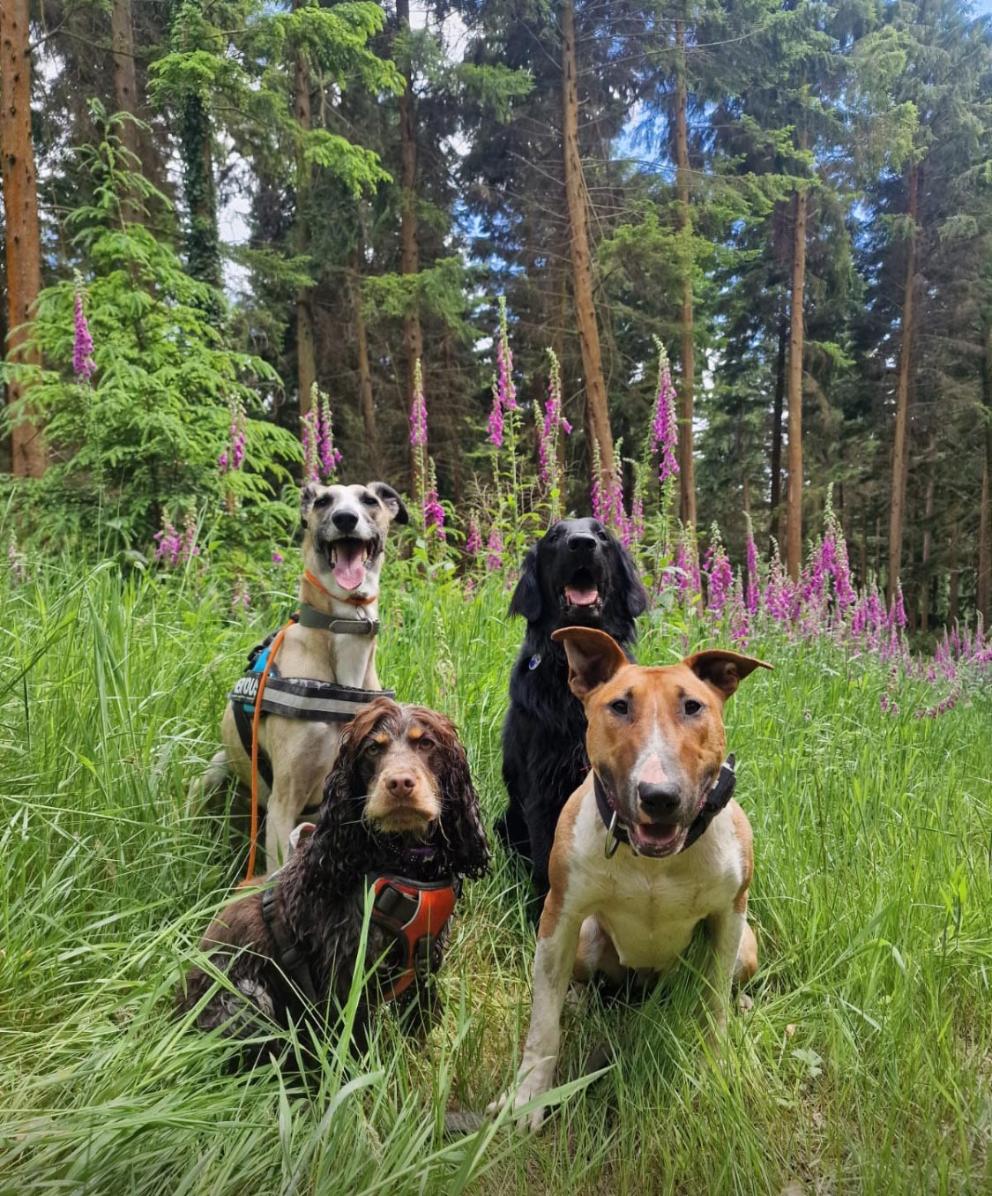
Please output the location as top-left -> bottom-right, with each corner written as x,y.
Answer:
244,618 -> 293,883
303,569 -> 377,606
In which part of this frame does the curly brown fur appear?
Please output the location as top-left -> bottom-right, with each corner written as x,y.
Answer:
179,699 -> 489,1067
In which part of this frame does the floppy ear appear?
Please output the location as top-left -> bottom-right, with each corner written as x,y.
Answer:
368,482 -> 409,525
684,649 -> 773,700
612,538 -> 649,620
416,709 -> 490,880
551,626 -> 629,700
300,482 -> 321,528
508,545 -> 543,622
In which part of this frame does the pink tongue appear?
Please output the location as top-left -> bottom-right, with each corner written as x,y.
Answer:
333,544 -> 366,591
565,586 -> 599,606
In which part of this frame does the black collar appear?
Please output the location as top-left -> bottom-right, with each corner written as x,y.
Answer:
298,602 -> 379,636
594,755 -> 737,858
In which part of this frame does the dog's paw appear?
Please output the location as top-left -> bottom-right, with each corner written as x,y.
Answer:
486,1086 -> 548,1134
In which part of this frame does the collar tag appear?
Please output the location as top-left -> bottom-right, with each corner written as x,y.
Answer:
604,810 -> 622,859
528,653 -> 542,671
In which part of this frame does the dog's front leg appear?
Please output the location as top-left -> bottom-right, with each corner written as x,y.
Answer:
491,907 -> 581,1132
703,906 -> 746,1041
264,789 -> 297,871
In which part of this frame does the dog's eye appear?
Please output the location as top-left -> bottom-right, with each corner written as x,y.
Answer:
683,699 -> 704,717
416,737 -> 435,751
313,495 -> 332,510
609,698 -> 629,716
360,493 -> 379,506
365,740 -> 382,756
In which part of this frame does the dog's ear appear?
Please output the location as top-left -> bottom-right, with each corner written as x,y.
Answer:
552,626 -> 628,699
684,649 -> 773,700
300,482 -> 321,528
508,545 -> 542,622
612,538 -> 649,620
367,482 -> 409,525
416,709 -> 490,880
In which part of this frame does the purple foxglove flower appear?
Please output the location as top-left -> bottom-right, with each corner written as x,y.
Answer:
486,525 -> 504,572
465,519 -> 482,556
649,340 -> 679,486
73,288 -> 95,380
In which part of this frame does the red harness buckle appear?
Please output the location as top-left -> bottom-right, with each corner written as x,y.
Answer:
368,873 -> 458,1002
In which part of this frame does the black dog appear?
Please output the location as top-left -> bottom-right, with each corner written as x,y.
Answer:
496,517 -> 648,898
180,699 -> 489,1066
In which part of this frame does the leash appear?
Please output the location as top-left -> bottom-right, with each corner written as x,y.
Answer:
594,755 -> 737,859
245,618 -> 294,883
304,569 -> 377,607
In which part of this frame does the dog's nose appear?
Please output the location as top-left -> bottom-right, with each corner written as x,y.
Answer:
567,532 -> 596,553
332,510 -> 359,532
386,774 -> 416,797
637,782 -> 680,818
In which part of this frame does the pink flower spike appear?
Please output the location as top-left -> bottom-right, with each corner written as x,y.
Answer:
72,285 -> 95,380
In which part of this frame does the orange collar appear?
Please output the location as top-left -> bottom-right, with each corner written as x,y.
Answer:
302,569 -> 378,607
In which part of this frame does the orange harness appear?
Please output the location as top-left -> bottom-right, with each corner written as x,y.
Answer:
366,873 -> 459,1001
262,827 -> 459,1010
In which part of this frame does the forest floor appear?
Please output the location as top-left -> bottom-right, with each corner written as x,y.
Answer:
1,561 -> 990,1194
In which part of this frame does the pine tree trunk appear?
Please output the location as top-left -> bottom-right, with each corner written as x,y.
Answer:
293,6 -> 316,415
978,322 -> 992,625
887,160 -> 919,604
674,16 -> 696,526
0,0 -> 47,477
786,183 -> 807,580
769,312 -> 787,545
351,252 -> 379,475
919,428 -> 935,631
948,517 -> 960,625
561,0 -> 615,488
110,0 -> 142,163
396,0 -> 422,489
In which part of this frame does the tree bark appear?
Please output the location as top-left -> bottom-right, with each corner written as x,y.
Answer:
110,0 -> 141,162
919,427 -> 935,631
396,0 -> 422,488
350,251 -> 379,475
1,0 -> 47,477
769,311 -> 787,546
293,4 -> 317,415
887,160 -> 919,603
978,322 -> 992,625
786,182 -> 807,580
561,0 -> 615,488
674,17 -> 696,525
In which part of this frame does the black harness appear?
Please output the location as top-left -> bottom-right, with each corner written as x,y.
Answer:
229,604 -> 393,791
594,755 -> 737,858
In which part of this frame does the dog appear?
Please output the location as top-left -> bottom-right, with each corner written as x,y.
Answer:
180,698 -> 490,1065
496,518 -> 648,898
494,626 -> 770,1130
198,481 -> 407,869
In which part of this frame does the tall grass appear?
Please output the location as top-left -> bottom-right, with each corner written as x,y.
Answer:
1,560 -> 990,1193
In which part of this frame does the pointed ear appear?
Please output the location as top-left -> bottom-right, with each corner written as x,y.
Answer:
300,482 -> 321,528
684,649 -> 773,700
551,626 -> 629,700
508,546 -> 542,622
368,482 -> 409,525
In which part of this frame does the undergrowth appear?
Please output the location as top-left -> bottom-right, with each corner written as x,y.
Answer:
1,559 -> 990,1194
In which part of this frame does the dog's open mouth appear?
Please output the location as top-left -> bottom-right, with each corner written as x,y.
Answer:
562,566 -> 601,610
326,536 -> 374,592
628,820 -> 687,859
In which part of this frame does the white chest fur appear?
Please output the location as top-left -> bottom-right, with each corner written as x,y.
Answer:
566,791 -> 744,972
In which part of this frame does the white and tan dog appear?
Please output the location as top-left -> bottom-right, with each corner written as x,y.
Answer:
200,481 -> 408,867
495,625 -> 771,1130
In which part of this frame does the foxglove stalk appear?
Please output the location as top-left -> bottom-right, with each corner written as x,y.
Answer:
486,525 -> 504,572
72,283 -> 95,380
649,339 -> 679,486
